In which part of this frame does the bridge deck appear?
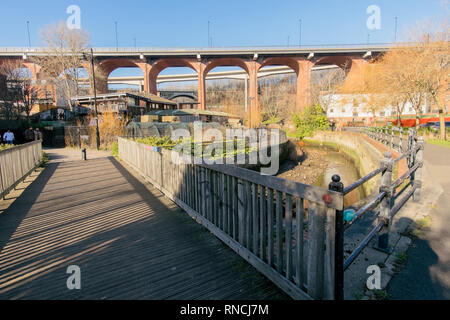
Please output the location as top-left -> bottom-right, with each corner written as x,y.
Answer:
0,153 -> 288,300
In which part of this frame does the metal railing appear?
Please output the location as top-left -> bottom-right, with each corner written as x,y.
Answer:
118,137 -> 344,300
330,127 -> 423,299
0,141 -> 42,198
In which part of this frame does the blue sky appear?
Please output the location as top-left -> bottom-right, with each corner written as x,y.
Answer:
0,0 -> 447,84
0,0 -> 447,47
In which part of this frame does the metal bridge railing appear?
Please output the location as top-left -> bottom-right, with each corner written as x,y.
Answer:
330,127 -> 423,300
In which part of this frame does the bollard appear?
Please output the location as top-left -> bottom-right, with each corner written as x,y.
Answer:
375,151 -> 394,253
329,174 -> 344,300
413,136 -> 424,202
82,148 -> 87,161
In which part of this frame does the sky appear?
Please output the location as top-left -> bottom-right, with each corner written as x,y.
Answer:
0,0 -> 447,47
0,0 -> 447,83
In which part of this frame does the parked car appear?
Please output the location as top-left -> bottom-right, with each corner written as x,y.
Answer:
419,121 -> 450,131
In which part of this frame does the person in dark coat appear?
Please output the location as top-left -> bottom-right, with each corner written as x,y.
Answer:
24,127 -> 35,142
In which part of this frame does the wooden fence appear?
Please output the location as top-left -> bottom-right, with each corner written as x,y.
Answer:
0,141 -> 42,198
118,137 -> 344,300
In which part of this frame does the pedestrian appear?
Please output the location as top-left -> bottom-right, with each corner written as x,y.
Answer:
3,130 -> 14,145
34,128 -> 41,141
24,127 -> 35,142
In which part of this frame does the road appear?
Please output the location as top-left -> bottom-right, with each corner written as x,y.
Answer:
388,142 -> 450,299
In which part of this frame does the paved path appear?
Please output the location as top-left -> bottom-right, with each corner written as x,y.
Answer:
0,148 -> 288,300
388,142 -> 450,299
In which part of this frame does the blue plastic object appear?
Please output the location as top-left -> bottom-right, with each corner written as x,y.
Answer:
344,209 -> 356,222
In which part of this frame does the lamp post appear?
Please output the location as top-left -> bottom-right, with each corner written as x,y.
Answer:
299,19 -> 302,47
115,21 -> 118,51
26,21 -> 31,48
85,48 -> 100,150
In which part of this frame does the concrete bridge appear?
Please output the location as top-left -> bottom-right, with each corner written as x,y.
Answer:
0,45 -> 389,124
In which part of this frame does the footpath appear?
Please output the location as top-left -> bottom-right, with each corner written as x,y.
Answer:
387,142 -> 450,299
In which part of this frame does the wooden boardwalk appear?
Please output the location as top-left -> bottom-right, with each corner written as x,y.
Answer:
0,151 -> 288,300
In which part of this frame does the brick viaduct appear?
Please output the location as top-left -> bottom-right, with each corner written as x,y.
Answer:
0,46 -> 386,124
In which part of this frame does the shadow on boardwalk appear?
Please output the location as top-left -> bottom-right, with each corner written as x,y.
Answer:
0,153 -> 288,300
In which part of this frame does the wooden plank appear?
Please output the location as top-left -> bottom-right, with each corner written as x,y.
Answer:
295,198 -> 305,288
169,192 -> 312,300
245,182 -> 252,249
267,188 -> 274,267
285,195 -> 293,281
260,186 -> 267,261
201,167 -> 206,217
252,183 -> 259,255
323,207 -> 336,300
275,190 -> 283,273
306,201 -> 326,300
221,173 -> 226,231
237,179 -> 245,244
232,176 -> 238,240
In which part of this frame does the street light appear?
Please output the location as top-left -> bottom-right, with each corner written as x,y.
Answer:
299,19 -> 302,47
26,21 -> 31,48
115,21 -> 118,51
84,48 -> 101,150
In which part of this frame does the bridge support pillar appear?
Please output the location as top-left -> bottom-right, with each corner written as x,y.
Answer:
198,63 -> 206,110
248,61 -> 260,127
296,60 -> 314,113
344,58 -> 368,88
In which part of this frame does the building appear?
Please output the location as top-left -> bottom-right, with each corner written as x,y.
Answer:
70,92 -> 178,117
325,94 -> 433,126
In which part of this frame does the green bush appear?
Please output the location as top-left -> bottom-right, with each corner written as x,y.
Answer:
0,144 -> 14,151
111,141 -> 119,157
292,104 -> 329,139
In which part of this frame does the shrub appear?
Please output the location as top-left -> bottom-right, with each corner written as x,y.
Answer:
111,141 -> 119,157
292,104 -> 329,139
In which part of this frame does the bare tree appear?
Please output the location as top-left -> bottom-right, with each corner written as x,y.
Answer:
0,60 -> 35,121
33,21 -> 90,111
310,67 -> 346,112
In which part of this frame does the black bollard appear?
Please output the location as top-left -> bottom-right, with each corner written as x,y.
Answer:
329,174 -> 344,300
82,148 -> 87,161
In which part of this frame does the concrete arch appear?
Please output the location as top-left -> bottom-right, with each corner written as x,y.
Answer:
202,57 -> 259,124
168,93 -> 197,100
98,58 -> 149,78
203,58 -> 250,76
314,55 -> 368,92
259,57 -> 300,74
147,58 -> 200,95
314,56 -> 354,72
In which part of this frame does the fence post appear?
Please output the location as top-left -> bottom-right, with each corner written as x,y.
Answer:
375,151 -> 394,253
390,127 -> 394,149
413,136 -> 424,202
328,174 -> 344,301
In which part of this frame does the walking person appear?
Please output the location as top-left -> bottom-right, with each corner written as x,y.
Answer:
24,127 -> 35,143
3,130 -> 14,145
34,128 -> 41,141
